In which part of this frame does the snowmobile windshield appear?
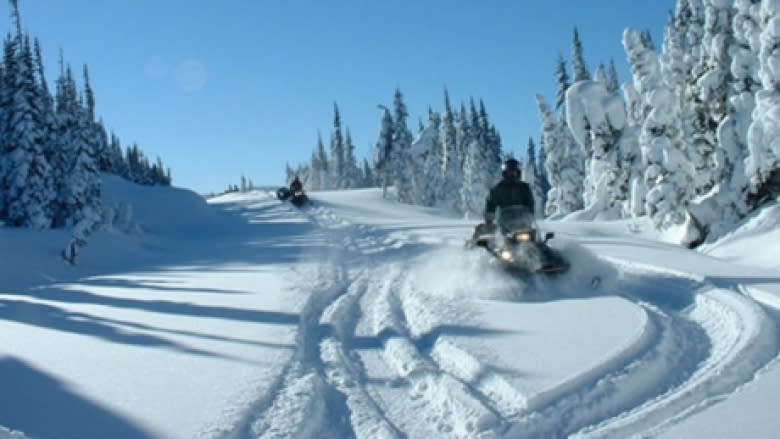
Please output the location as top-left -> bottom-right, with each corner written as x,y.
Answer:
496,206 -> 535,232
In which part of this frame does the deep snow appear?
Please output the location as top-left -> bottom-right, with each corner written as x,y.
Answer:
2,177 -> 780,438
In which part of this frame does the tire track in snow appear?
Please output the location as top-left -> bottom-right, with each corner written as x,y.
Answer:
565,263 -> 779,438
240,201 -> 406,438
302,203 -> 515,437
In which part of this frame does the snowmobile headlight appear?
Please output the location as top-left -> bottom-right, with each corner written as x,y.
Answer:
500,250 -> 513,261
514,232 -> 532,242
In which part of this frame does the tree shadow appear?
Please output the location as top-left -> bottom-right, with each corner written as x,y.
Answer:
0,299 -> 268,364
3,287 -> 299,327
0,356 -> 159,439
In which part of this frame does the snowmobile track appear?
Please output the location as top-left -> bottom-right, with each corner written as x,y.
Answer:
238,197 -> 780,438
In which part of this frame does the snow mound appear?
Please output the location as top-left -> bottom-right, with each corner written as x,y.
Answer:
702,201 -> 780,270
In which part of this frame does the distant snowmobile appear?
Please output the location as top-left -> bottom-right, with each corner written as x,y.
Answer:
276,187 -> 291,201
289,190 -> 308,207
468,205 -> 569,276
276,186 -> 309,207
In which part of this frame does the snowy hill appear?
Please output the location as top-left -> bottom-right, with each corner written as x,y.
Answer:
2,178 -> 780,438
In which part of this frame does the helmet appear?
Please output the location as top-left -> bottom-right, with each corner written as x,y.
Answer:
502,158 -> 520,172
502,158 -> 521,180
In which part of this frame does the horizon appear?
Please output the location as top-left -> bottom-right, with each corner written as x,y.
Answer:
5,0 -> 673,194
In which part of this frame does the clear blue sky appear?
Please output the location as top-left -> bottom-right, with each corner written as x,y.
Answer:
6,0 -> 675,194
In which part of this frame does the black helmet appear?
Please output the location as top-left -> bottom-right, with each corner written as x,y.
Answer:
502,158 -> 521,180
502,158 -> 520,172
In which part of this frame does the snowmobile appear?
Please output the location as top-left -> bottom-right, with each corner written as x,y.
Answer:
469,205 -> 569,276
289,190 -> 309,207
276,187 -> 291,201
276,186 -> 309,207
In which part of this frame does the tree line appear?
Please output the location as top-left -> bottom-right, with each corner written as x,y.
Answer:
0,0 -> 171,231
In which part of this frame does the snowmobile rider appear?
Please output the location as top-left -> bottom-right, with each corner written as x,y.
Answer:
289,175 -> 303,193
474,158 -> 534,238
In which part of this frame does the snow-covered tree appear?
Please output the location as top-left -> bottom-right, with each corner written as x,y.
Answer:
342,128 -> 361,189
0,30 -> 54,228
606,58 -> 620,94
595,62 -> 608,84
417,110 -> 443,206
566,80 -> 628,218
330,102 -> 345,189
746,0 -> 780,204
555,53 -> 571,110
440,88 -> 460,208
523,139 -> 546,217
572,27 -> 591,82
373,106 -> 393,197
625,28 -> 693,228
536,95 -> 584,216
391,89 -> 414,203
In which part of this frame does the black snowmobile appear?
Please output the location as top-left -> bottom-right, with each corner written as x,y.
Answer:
289,189 -> 309,207
276,187 -> 309,207
469,205 -> 569,276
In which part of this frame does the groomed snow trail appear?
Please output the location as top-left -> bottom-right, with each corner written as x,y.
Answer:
230,192 -> 780,438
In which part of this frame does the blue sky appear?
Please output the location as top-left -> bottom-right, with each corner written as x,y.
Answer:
8,0 -> 674,194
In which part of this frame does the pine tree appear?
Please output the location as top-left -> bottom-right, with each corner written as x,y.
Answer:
606,58 -> 620,94
373,106 -> 393,197
418,109 -> 443,206
330,102 -> 345,189
440,88 -> 460,208
362,158 -> 375,187
572,27 -> 591,82
316,131 -> 329,190
343,127 -> 361,189
523,138 -> 545,217
0,27 -> 54,228
391,89 -> 414,203
554,53 -> 570,110
625,28 -> 692,227
536,95 -> 584,216
595,62 -> 607,84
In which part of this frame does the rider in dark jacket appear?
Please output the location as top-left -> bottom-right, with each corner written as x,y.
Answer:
289,175 -> 303,193
474,158 -> 534,239
484,158 -> 534,222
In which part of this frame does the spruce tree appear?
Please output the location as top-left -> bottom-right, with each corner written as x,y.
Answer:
606,58 -> 620,94
330,102 -> 344,189
440,88 -> 460,208
343,127 -> 360,189
1,29 -> 54,228
572,27 -> 591,82
554,53 -> 570,110
316,131 -> 329,190
373,106 -> 393,197
391,88 -> 414,203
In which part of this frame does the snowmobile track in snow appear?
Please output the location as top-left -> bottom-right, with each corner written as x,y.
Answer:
235,198 -> 780,438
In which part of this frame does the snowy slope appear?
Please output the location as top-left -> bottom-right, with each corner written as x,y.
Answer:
2,180 -> 780,438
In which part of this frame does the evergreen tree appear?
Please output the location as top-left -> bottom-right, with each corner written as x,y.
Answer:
373,106 -> 393,197
343,127 -> 361,189
0,27 -> 54,228
536,95 -> 583,216
535,135 -> 551,200
330,102 -> 345,189
595,62 -> 608,84
554,53 -> 570,110
625,28 -> 692,227
316,131 -> 329,190
572,27 -> 591,82
524,139 -> 541,212
440,88 -> 460,208
362,158 -> 375,187
606,58 -> 620,94
419,110 -> 443,206
391,89 -> 414,203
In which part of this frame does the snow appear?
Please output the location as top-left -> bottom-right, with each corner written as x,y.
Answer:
3,178 -> 780,438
